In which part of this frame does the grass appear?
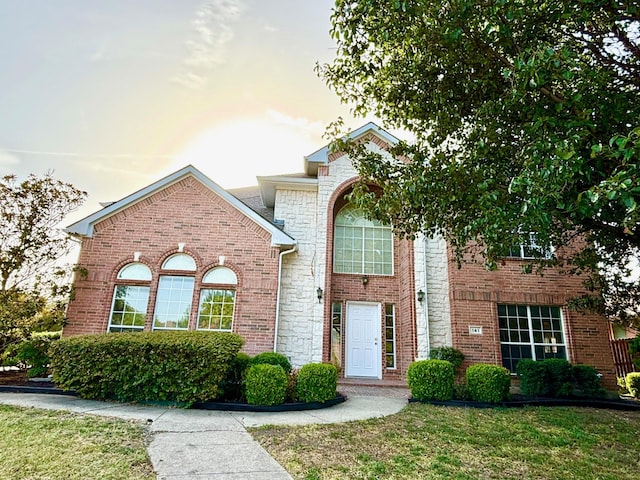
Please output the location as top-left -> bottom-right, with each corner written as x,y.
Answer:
251,403 -> 640,480
0,405 -> 155,480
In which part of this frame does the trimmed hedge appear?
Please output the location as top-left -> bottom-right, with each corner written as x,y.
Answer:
466,364 -> 511,403
517,358 -> 605,398
219,352 -> 252,401
626,372 -> 640,398
245,364 -> 288,406
249,351 -> 292,373
407,359 -> 454,401
49,331 -> 243,406
296,363 -> 338,403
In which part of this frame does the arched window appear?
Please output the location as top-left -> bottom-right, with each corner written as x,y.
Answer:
197,267 -> 237,331
108,263 -> 151,333
333,205 -> 393,275
153,253 -> 197,330
162,253 -> 196,271
117,263 -> 152,281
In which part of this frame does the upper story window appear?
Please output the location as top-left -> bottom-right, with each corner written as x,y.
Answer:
162,253 -> 196,271
507,233 -> 553,259
333,205 -> 393,275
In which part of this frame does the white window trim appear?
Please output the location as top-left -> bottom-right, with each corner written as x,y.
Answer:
333,207 -> 394,276
385,304 -> 397,370
107,285 -> 149,332
498,305 -> 570,371
196,288 -> 236,332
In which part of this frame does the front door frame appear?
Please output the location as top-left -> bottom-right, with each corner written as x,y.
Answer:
345,301 -> 382,379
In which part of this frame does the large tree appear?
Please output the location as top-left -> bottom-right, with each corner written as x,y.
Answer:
0,173 -> 86,352
320,0 -> 640,324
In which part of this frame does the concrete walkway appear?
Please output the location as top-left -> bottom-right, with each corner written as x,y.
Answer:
0,389 -> 408,479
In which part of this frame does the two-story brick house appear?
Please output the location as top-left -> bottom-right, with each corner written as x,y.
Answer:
64,123 -> 617,387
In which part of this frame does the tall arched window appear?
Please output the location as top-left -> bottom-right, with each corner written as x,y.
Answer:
153,253 -> 196,330
108,263 -> 151,332
197,267 -> 237,331
333,205 -> 393,275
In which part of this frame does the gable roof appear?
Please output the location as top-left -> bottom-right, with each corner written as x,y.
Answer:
303,122 -> 399,175
66,165 -> 296,248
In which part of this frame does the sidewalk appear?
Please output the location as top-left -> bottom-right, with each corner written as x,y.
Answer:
0,389 -> 408,479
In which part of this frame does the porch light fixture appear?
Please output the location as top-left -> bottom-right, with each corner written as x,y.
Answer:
316,287 -> 323,303
362,275 -> 369,286
417,289 -> 425,302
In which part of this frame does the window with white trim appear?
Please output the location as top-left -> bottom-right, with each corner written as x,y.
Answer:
153,276 -> 194,330
507,234 -> 553,259
331,302 -> 342,367
385,304 -> 396,369
108,286 -> 149,332
108,263 -> 151,333
333,205 -> 393,275
197,267 -> 237,331
498,304 -> 567,372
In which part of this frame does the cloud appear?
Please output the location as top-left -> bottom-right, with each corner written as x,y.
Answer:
0,150 -> 21,175
266,110 -> 325,138
172,0 -> 245,89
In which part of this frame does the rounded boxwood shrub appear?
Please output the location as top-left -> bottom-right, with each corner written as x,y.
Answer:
626,372 -> 640,399
245,364 -> 288,406
429,347 -> 465,375
466,364 -> 511,403
249,352 -> 292,373
407,359 -> 454,401
296,363 -> 338,403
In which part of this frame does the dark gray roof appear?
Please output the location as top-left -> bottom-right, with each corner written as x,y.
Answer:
228,186 -> 275,224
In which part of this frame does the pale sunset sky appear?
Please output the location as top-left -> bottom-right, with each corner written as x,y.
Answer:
0,0 -> 377,225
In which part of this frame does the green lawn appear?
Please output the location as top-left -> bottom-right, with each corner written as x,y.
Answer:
251,403 -> 640,480
0,405 -> 155,480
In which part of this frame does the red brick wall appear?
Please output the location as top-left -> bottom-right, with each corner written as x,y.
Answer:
447,248 -> 617,389
64,175 -> 281,355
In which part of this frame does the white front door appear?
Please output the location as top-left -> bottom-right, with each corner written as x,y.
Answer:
345,302 -> 382,378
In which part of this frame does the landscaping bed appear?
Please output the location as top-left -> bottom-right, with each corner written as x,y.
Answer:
0,369 -> 346,411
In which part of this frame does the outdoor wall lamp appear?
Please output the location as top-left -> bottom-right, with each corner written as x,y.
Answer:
362,275 -> 369,286
417,289 -> 425,303
316,287 -> 323,303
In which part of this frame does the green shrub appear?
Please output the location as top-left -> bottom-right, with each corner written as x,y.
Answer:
2,331 -> 61,378
296,363 -> 338,403
626,372 -> 640,399
516,359 -> 548,396
466,364 -> 511,403
249,352 -> 292,373
429,347 -> 465,375
544,358 -> 574,397
219,352 -> 252,401
407,359 -> 454,401
245,364 -> 288,406
49,331 -> 243,406
572,365 -> 606,398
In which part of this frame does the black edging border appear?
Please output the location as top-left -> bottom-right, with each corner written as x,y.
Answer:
409,397 -> 640,411
0,384 -> 346,412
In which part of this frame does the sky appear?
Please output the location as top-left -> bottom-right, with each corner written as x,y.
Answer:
0,0 -> 373,225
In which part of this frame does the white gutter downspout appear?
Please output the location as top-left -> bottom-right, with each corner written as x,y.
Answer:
274,244 -> 297,353
422,236 -> 431,359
